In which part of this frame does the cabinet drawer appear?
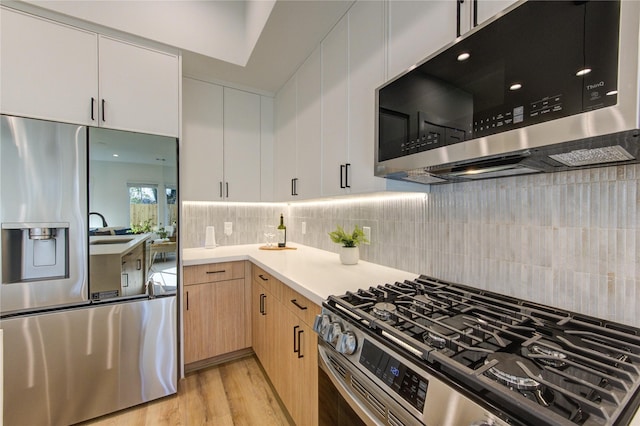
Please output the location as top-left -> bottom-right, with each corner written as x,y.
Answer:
184,261 -> 244,285
252,265 -> 284,300
282,285 -> 321,326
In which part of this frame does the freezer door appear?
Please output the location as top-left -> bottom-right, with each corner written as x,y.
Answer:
2,297 -> 177,425
1,115 -> 89,314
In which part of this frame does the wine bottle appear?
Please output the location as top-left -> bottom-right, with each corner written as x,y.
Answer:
277,213 -> 287,247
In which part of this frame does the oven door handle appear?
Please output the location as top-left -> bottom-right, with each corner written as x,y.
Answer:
318,344 -> 400,426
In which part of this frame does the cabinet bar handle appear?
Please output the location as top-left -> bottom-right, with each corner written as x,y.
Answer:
345,163 -> 351,188
186,291 -> 189,310
290,299 -> 308,311
340,164 -> 346,188
297,329 -> 304,358
473,0 -> 478,27
260,293 -> 266,315
293,325 -> 300,354
206,270 -> 226,274
101,99 -> 106,122
219,181 -> 223,198
91,97 -> 95,120
258,274 -> 269,281
225,182 -> 229,198
136,259 -> 142,270
456,0 -> 464,37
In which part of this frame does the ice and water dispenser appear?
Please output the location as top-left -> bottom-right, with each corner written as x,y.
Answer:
1,223 -> 69,283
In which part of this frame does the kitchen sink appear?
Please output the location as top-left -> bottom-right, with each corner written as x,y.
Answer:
90,238 -> 134,245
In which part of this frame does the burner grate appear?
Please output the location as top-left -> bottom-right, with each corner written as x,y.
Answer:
325,274 -> 640,426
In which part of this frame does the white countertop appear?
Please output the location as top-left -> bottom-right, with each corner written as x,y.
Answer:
182,243 -> 419,306
89,233 -> 150,256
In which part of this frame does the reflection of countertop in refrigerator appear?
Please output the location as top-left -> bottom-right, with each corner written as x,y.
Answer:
182,243 -> 418,307
89,233 -> 151,256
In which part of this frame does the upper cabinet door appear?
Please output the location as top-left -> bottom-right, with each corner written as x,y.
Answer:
98,36 -> 179,137
182,78 -> 224,201
347,1 -> 386,194
274,76 -> 298,201
223,87 -> 261,202
296,46 -> 323,200
321,16 -> 349,197
475,0 -> 519,28
0,7 -> 98,125
387,1 -> 456,79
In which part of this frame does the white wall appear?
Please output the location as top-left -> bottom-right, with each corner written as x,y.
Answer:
89,160 -> 176,229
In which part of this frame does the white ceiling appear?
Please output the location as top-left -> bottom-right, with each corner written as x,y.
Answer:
26,0 -> 355,95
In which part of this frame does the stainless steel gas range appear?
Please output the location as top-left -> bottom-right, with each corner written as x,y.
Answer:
314,275 -> 640,426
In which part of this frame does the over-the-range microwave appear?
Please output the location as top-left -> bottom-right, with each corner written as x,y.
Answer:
375,0 -> 640,184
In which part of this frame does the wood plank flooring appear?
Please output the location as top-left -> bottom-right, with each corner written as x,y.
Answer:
78,355 -> 293,426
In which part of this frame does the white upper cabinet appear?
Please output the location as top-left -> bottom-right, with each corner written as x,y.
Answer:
295,46 -> 323,200
182,78 -> 224,202
274,76 -> 298,201
475,0 -> 519,28
0,7 -> 98,125
182,78 -> 266,202
98,36 -> 179,137
223,87 -> 261,202
0,6 -> 179,137
347,0 -> 386,195
260,97 -> 275,201
321,16 -> 349,197
387,1 -> 457,79
387,0 -> 518,79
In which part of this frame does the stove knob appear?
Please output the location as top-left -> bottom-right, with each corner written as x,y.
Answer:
337,331 -> 357,355
325,321 -> 342,345
313,314 -> 331,335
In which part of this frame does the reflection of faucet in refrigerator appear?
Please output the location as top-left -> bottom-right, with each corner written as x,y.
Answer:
89,212 -> 108,228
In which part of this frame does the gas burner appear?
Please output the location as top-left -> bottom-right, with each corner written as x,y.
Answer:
424,332 -> 446,349
526,343 -> 568,368
485,353 -> 543,391
372,302 -> 396,320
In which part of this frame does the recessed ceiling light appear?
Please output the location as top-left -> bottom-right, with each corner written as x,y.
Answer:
606,90 -> 618,96
457,52 -> 470,61
576,68 -> 591,76
509,83 -> 522,91
112,154 -> 119,157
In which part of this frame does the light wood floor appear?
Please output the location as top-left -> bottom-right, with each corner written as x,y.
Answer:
79,355 -> 293,426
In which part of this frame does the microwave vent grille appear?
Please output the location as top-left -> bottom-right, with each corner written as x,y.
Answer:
548,145 -> 634,167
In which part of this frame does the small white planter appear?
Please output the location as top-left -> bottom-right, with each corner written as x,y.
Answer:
339,246 -> 359,265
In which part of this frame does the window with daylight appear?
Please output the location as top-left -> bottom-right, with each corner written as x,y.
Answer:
166,186 -> 177,226
129,184 -> 158,228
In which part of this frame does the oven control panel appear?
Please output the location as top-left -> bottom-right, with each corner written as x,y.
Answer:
359,339 -> 428,412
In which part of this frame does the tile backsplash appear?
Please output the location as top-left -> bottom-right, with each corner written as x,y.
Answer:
182,164 -> 639,327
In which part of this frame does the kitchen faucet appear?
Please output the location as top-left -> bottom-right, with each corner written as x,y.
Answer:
89,212 -> 108,228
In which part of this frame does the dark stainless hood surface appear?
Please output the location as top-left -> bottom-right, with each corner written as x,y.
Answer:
375,0 -> 640,184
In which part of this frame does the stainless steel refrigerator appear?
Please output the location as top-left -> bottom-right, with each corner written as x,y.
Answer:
1,114 -> 177,425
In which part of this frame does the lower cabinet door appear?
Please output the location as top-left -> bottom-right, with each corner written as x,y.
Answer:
184,282 -> 215,364
279,309 -> 319,426
184,278 -> 246,364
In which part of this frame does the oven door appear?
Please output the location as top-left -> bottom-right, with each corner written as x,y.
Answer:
318,343 -> 423,426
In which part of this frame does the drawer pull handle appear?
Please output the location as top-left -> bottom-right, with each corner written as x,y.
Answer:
258,274 -> 269,281
206,270 -> 226,274
290,299 -> 308,310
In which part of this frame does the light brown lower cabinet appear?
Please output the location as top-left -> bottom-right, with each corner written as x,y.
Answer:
183,262 -> 249,365
252,266 -> 320,426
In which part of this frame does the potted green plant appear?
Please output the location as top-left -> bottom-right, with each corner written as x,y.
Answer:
328,225 -> 369,265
